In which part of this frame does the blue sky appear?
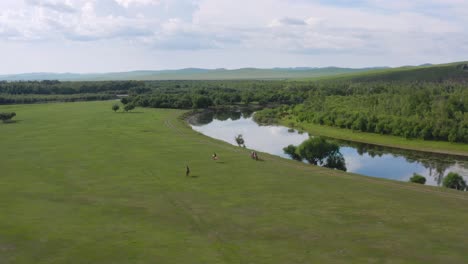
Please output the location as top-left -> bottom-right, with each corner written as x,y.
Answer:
0,0 -> 467,73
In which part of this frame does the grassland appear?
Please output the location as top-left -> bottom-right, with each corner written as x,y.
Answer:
311,61 -> 468,82
281,118 -> 468,157
1,101 -> 468,264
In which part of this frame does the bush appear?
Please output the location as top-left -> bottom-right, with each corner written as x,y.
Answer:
121,97 -> 129,105
234,134 -> 245,147
409,173 -> 426,184
112,104 -> 120,112
0,112 -> 16,123
443,172 -> 467,190
283,145 -> 302,161
124,104 -> 135,112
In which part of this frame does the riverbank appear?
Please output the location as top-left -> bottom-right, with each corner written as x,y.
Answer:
279,117 -> 468,157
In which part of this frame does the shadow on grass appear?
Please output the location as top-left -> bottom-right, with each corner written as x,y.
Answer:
1,120 -> 21,124
116,111 -> 144,114
252,158 -> 265,162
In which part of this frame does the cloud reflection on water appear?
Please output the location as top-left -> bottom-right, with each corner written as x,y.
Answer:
191,113 -> 468,187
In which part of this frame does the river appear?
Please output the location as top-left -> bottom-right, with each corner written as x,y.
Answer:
189,110 -> 468,188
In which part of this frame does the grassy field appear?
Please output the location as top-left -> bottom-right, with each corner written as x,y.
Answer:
280,118 -> 468,157
1,101 -> 468,264
307,61 -> 468,82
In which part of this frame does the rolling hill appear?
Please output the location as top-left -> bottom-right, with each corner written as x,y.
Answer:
0,67 -> 385,81
324,61 -> 468,82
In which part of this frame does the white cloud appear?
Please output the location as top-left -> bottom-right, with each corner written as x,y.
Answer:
25,0 -> 77,13
0,0 -> 467,73
114,0 -> 161,8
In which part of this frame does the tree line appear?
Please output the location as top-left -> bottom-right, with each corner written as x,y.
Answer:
2,78 -> 466,143
255,81 -> 467,143
0,80 -> 144,104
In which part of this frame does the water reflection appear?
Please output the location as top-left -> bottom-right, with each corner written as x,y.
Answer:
189,110 -> 468,187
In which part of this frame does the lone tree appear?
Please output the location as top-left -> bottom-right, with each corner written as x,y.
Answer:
0,112 -> 16,123
235,134 -> 245,147
443,172 -> 467,191
112,104 -> 120,112
292,137 -> 347,171
409,173 -> 426,184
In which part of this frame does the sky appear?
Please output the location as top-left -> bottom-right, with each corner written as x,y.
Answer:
1,0 -> 468,73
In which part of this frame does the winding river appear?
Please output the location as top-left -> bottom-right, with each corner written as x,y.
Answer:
189,110 -> 468,187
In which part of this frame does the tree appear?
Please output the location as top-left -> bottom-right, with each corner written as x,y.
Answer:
283,145 -> 302,161
192,95 -> 213,109
121,97 -> 129,105
112,104 -> 120,112
124,104 -> 135,112
293,137 -> 346,171
297,137 -> 339,165
0,112 -> 16,123
323,152 -> 347,171
443,172 -> 467,190
235,134 -> 245,147
409,173 -> 426,184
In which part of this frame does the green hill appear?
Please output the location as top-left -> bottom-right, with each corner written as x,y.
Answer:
0,67 -> 384,81
325,61 -> 468,82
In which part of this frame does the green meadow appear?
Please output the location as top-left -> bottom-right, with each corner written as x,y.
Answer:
1,101 -> 467,263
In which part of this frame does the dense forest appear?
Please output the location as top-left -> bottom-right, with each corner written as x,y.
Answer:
0,80 -> 144,104
254,81 -> 468,143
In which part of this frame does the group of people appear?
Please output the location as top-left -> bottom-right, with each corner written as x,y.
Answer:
186,151 -> 260,177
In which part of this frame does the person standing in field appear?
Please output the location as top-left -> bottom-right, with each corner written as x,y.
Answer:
186,165 -> 190,177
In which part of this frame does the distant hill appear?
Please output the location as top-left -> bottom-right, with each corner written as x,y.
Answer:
0,67 -> 386,81
328,62 -> 468,83
2,62 -> 467,81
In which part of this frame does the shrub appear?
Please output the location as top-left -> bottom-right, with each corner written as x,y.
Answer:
112,104 -> 120,112
283,145 -> 302,161
124,104 -> 135,112
234,134 -> 245,147
121,97 -> 129,105
409,173 -> 426,184
443,172 -> 467,191
0,112 -> 16,123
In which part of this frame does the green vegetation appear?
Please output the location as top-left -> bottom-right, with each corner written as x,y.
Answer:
443,172 -> 467,191
409,174 -> 426,184
0,80 -> 143,104
283,145 -> 302,161
284,137 -> 347,171
278,120 -> 468,156
0,67 -> 381,81
123,104 -> 135,112
254,80 -> 468,143
328,61 -> 468,83
2,61 -> 467,151
234,134 -> 245,147
1,101 -> 467,263
0,112 -> 16,123
112,104 -> 120,112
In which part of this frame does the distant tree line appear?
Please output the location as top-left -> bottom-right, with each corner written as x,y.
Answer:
0,80 -> 144,104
